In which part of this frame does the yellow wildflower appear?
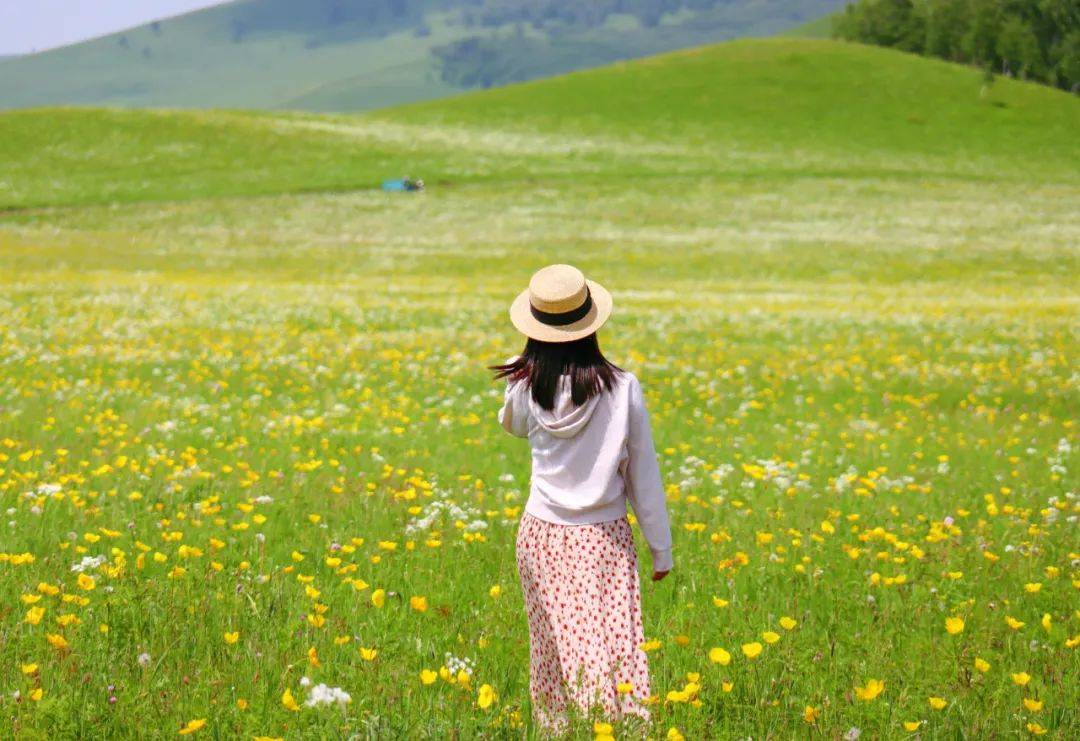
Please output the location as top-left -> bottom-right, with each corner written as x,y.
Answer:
709,647 -> 731,665
741,642 -> 763,659
477,683 -> 496,709
178,719 -> 206,735
855,679 -> 885,701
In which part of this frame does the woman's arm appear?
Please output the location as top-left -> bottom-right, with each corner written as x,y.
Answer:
624,374 -> 674,576
498,378 -> 530,438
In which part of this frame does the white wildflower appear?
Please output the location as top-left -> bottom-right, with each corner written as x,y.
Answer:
305,683 -> 351,707
71,555 -> 107,573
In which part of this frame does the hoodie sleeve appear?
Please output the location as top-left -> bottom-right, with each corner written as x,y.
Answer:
498,378 -> 530,438
624,375 -> 674,573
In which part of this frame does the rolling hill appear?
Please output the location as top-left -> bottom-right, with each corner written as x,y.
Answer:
0,0 -> 843,112
1,38 -> 1077,212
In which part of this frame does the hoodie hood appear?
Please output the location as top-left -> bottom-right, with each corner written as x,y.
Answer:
528,375 -> 602,439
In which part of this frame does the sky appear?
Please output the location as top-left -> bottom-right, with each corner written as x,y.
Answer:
0,0 -> 230,56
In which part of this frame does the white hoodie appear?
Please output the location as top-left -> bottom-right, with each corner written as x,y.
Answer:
498,367 -> 674,573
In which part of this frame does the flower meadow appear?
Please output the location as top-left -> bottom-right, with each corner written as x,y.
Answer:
1,100 -> 1079,738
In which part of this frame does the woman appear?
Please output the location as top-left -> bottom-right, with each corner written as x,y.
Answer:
491,264 -> 674,735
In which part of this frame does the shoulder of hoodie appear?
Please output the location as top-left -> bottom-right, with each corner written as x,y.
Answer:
614,368 -> 643,398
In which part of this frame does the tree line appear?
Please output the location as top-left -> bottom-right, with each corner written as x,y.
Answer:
459,0 -> 767,32
834,0 -> 1079,92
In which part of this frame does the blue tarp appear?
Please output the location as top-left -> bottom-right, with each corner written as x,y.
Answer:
382,178 -> 422,192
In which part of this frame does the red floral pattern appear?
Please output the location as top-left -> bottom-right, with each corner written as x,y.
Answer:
515,511 -> 652,734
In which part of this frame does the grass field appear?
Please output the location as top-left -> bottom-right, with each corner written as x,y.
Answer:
1,39 -> 1078,739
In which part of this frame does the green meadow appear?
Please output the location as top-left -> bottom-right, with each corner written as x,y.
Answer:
0,39 -> 1077,739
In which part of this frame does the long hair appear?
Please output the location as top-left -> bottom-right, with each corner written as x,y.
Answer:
490,333 -> 624,411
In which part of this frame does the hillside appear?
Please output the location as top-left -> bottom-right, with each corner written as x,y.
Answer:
384,38 -> 1080,153
782,13 -> 837,38
2,38 -> 1078,211
0,0 -> 842,113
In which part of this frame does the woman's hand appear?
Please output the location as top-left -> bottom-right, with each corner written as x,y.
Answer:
651,569 -> 670,582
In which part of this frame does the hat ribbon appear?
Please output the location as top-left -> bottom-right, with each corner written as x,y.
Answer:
530,286 -> 593,326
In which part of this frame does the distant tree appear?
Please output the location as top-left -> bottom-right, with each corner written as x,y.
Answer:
924,0 -> 967,60
1038,0 -> 1080,88
150,21 -> 162,36
117,35 -> 130,49
230,20 -> 247,43
1057,30 -> 1080,90
996,14 -> 1044,77
962,0 -> 1000,66
836,0 -> 1077,92
836,0 -> 925,52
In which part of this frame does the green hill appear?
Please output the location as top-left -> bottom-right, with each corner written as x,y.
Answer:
382,38 -> 1078,161
0,0 -> 842,113
2,38 -> 1077,211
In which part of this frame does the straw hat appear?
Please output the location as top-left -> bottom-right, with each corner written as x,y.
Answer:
509,264 -> 613,343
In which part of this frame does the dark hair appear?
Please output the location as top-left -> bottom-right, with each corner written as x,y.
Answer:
490,333 -> 624,411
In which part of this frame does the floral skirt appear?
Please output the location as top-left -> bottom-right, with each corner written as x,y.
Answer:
515,511 -> 652,734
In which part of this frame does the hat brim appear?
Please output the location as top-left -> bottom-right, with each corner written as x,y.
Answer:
509,279 -> 613,343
